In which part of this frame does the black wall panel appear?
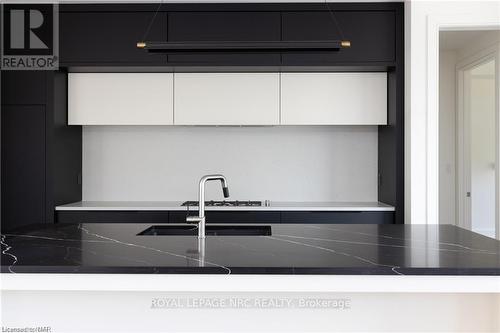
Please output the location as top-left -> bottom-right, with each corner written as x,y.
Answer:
1,71 -> 47,105
1,105 -> 46,231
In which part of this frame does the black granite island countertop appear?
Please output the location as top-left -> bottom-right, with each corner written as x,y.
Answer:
1,223 -> 500,275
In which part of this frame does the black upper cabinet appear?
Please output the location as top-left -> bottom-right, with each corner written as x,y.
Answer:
60,12 -> 167,65
281,11 -> 395,65
168,12 -> 281,41
166,11 -> 281,65
58,5 -> 399,67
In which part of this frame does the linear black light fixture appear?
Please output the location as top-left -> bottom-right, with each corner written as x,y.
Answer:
137,1 -> 350,54
136,40 -> 351,53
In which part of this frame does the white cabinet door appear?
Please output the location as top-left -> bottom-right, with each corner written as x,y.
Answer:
68,73 -> 174,125
174,73 -> 280,125
281,73 -> 387,125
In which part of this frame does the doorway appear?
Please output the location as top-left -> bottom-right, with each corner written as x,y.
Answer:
439,30 -> 500,239
458,57 -> 497,238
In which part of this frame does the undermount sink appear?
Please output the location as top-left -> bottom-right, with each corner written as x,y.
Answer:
137,225 -> 272,236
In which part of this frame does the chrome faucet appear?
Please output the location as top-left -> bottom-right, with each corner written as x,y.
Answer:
186,174 -> 230,239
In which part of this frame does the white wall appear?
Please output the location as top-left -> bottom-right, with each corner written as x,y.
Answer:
82,126 -> 379,202
470,62 -> 496,237
405,0 -> 500,224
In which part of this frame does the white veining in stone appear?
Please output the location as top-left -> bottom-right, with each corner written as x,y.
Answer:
267,235 -> 404,275
213,237 -> 279,259
78,224 -> 231,274
1,235 -> 18,273
3,233 -> 114,243
272,233 -> 498,256
303,225 -> 497,253
30,243 -> 157,267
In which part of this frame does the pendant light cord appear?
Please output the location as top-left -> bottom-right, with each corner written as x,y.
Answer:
140,1 -> 347,44
141,0 -> 163,42
324,0 -> 346,40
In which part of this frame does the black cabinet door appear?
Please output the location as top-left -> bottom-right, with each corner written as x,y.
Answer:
60,11 -> 167,65
281,211 -> 394,224
56,211 -> 280,224
56,211 -> 169,223
1,105 -> 46,231
167,11 -> 281,65
170,211 -> 281,224
282,11 -> 395,65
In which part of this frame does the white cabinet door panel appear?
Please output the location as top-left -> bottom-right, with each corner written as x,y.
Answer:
281,73 -> 387,125
68,73 -> 173,125
174,73 -> 280,125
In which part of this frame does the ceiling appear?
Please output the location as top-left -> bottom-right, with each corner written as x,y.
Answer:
440,30 -> 500,51
470,58 -> 495,76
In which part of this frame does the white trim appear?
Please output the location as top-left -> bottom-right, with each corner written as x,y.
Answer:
496,43 -> 500,241
427,16 -> 441,225
456,65 -> 468,229
1,274 -> 500,293
404,0 -> 412,225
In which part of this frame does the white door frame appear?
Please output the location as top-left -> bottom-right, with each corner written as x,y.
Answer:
422,12 -> 500,226
456,45 -> 500,239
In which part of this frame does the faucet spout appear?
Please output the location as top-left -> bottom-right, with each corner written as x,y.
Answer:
219,177 -> 230,198
187,174 -> 230,239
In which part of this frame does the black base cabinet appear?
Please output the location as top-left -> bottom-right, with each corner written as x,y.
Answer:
55,211 -> 394,225
281,211 -> 394,224
55,211 -> 282,224
56,211 -> 170,224
169,211 -> 281,224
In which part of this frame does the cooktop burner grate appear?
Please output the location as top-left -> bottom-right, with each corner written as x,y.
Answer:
181,200 -> 262,207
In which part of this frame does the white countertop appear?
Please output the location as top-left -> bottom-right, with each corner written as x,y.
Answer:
55,201 -> 395,211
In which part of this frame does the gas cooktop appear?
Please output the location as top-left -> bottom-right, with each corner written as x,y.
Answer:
181,200 -> 262,207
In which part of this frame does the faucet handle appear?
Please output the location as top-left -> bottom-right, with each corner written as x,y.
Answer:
186,216 -> 203,224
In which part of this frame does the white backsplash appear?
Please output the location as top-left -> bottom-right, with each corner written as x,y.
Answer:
82,126 -> 378,202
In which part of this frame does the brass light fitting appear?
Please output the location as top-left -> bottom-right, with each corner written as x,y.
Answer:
341,40 -> 351,48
